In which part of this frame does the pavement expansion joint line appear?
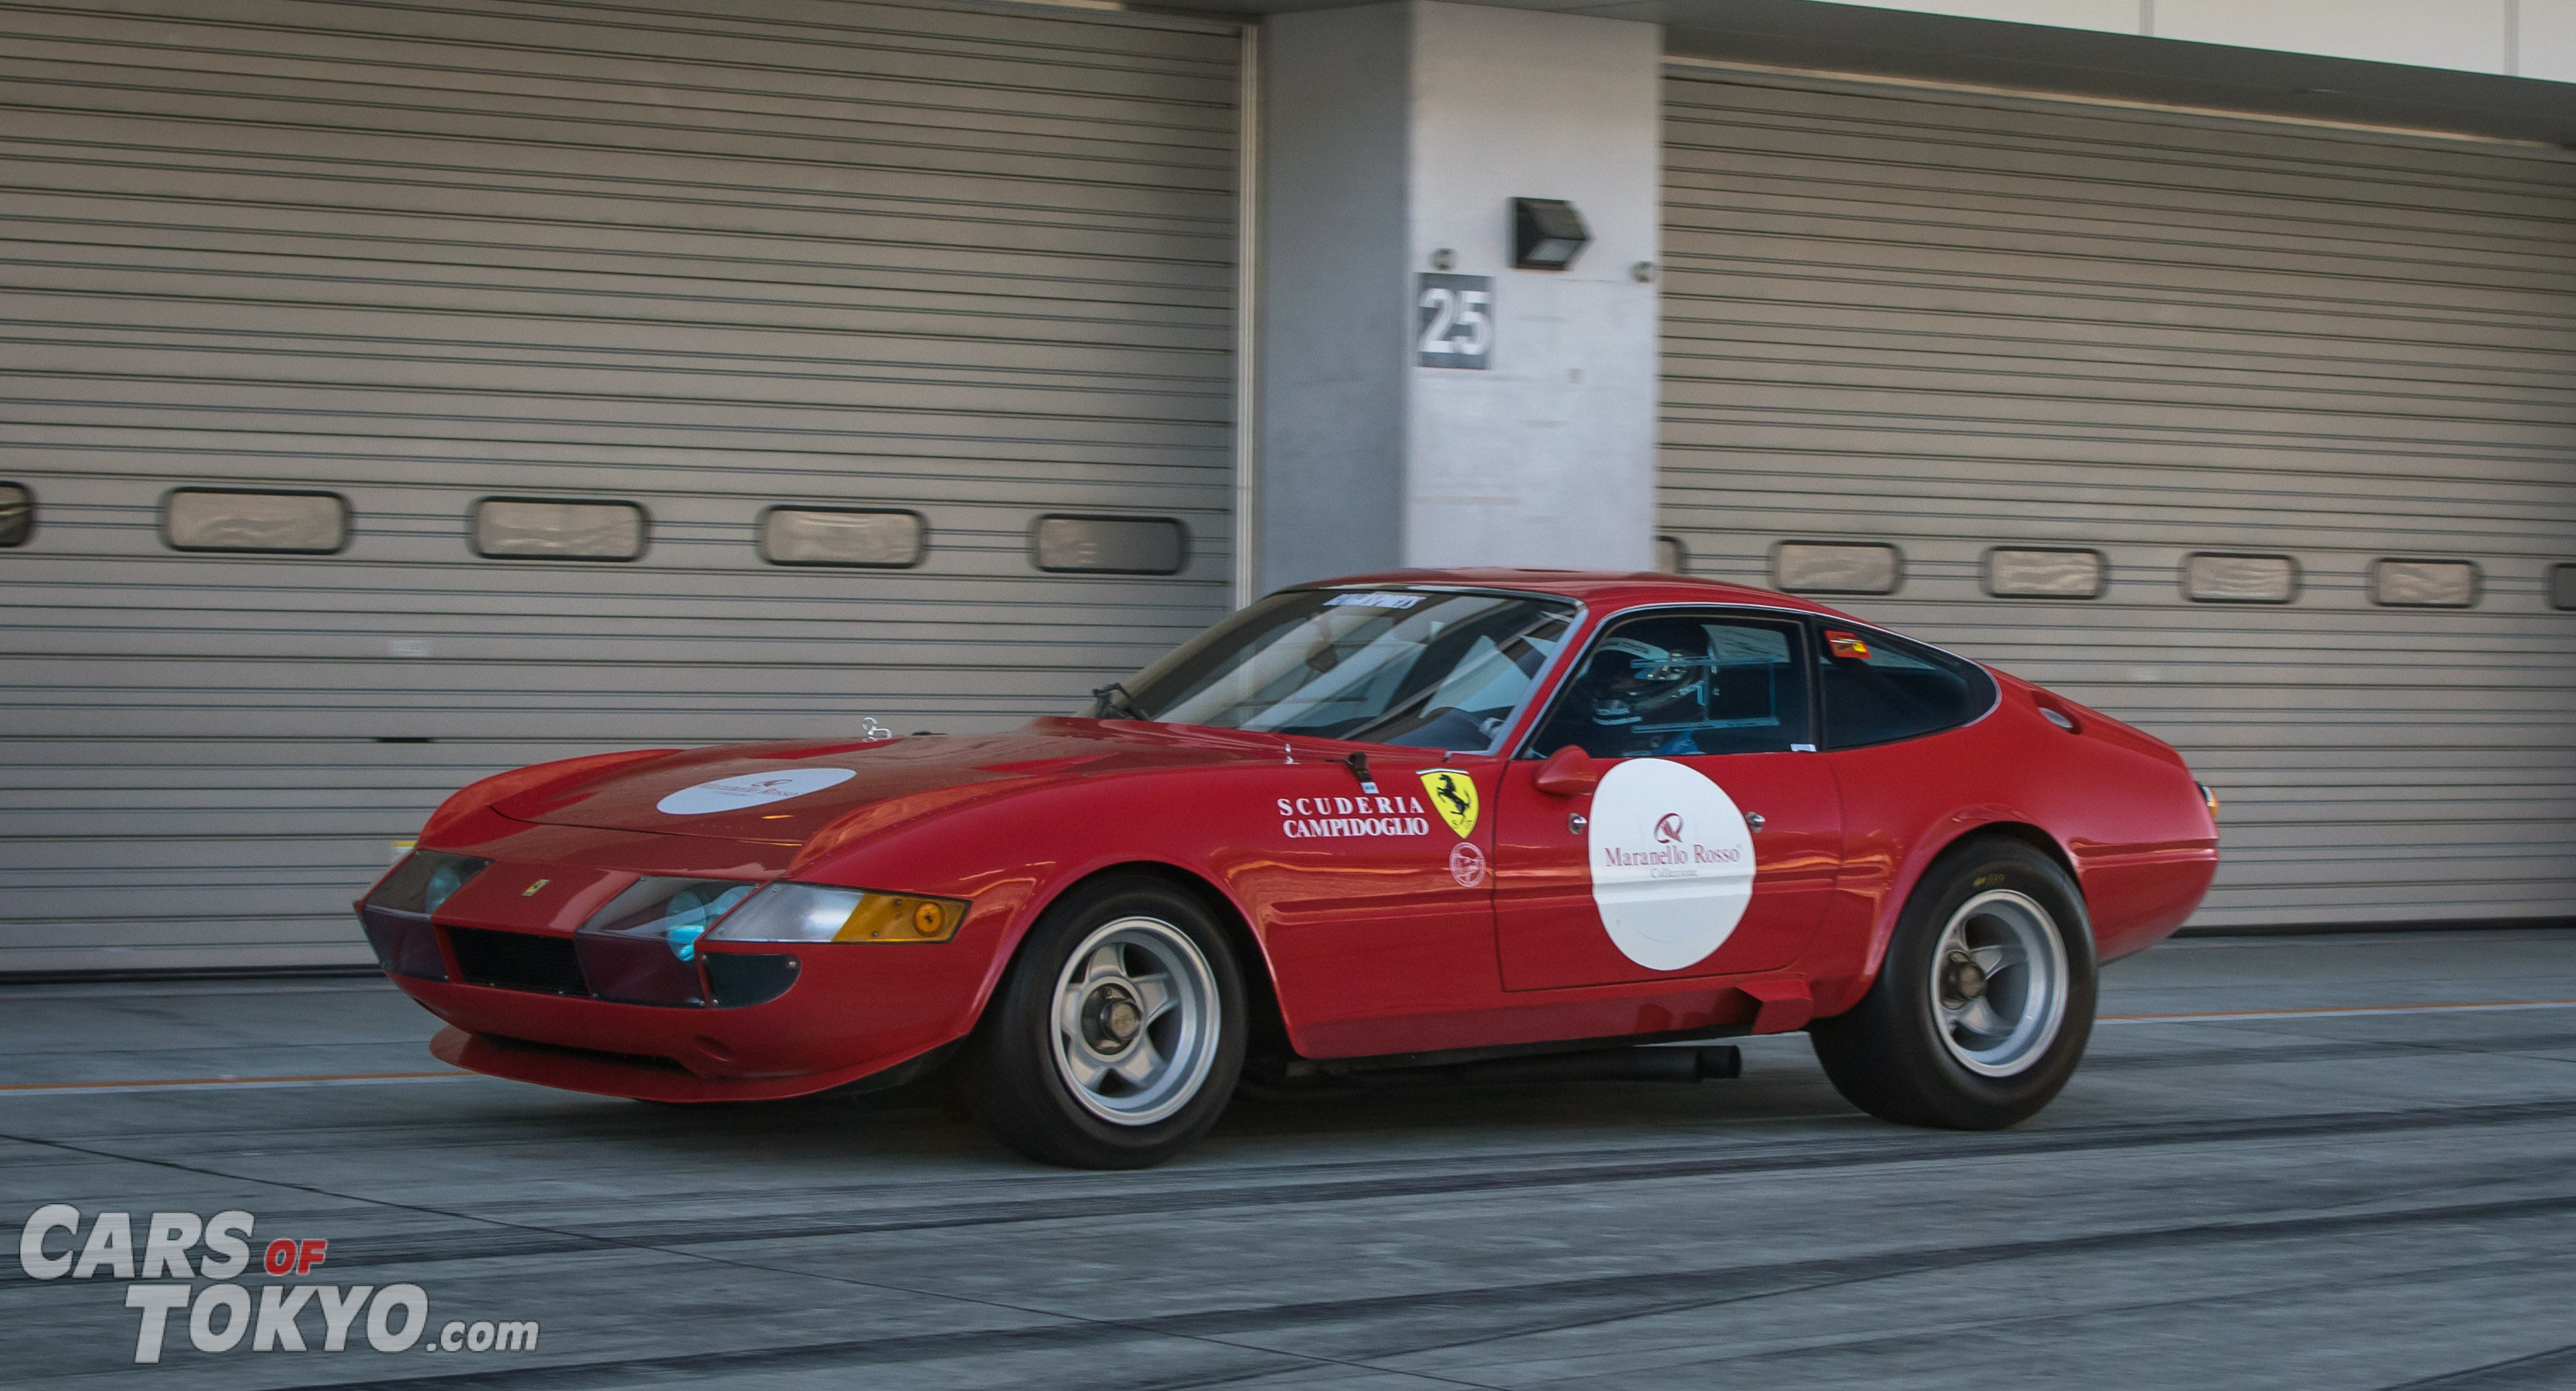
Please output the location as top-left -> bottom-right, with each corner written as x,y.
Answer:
4,998 -> 2569,1095
202,1188 -> 2576,1391
0,1127 -> 1506,1391
56,1098 -> 2571,1273
2100,999 -> 2576,1023
0,1069 -> 469,1093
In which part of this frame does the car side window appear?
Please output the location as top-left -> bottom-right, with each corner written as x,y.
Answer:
1812,623 -> 1996,749
1530,614 -> 1813,759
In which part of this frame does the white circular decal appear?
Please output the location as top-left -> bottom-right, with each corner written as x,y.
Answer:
1449,842 -> 1488,889
1587,758 -> 1757,971
655,766 -> 856,816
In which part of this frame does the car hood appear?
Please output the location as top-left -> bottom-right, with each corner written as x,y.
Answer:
492,720 -> 1282,848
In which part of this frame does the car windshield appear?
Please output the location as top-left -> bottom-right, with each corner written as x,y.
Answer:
1098,588 -> 1576,751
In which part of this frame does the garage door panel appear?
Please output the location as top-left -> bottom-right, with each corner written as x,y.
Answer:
1663,312 -> 2572,385
0,916 -> 373,965
1670,103 -> 2576,227
1657,349 -> 2576,420
1657,472 -> 2573,549
0,210 -> 1241,308
1,389 -> 1233,455
7,0 -> 1242,104
0,53 -> 1240,163
1658,346 -> 2576,419
1665,185 -> 2573,282
1,219 -> 1241,313
1662,71 -> 2576,929
1660,422 -> 2570,487
0,79 -> 1241,182
1662,310 -> 2573,382
1,554 -> 1241,620
1660,266 -> 2573,358
1,701 -> 1106,745
2,350 -> 1238,426
0,30 -> 1244,130
9,301 -> 1239,376
1666,228 -> 2576,317
0,0 -> 1241,970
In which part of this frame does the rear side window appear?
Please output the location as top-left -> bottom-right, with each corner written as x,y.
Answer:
1813,623 -> 1993,749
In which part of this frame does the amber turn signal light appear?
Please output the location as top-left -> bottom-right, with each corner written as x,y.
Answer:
834,892 -> 966,943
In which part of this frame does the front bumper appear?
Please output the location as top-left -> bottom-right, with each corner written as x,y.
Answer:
394,934 -> 989,1097
428,1025 -> 956,1104
367,832 -> 1000,1100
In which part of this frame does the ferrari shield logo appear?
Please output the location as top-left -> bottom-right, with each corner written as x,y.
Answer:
1417,769 -> 1479,839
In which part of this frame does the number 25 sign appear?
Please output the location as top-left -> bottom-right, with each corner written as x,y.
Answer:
1416,274 -> 1492,370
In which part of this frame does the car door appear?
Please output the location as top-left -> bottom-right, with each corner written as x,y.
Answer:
1491,610 -> 1843,991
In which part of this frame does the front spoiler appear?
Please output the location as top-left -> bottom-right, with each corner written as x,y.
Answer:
431,1026 -> 945,1104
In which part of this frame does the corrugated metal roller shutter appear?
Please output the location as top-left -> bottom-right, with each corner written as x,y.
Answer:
0,0 -> 1242,971
1659,69 -> 2576,931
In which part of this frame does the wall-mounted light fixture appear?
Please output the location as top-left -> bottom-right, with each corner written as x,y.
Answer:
1511,198 -> 1589,271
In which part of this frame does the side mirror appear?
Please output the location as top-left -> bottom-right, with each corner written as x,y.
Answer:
1532,745 -> 1601,796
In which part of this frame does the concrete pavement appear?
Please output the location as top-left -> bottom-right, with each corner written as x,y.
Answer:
3,929 -> 2573,1390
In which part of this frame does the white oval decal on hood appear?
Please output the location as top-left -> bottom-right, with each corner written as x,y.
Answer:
1588,758 -> 1757,971
656,766 -> 857,816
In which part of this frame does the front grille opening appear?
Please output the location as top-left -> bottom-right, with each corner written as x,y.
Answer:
481,1032 -> 691,1074
448,926 -> 588,997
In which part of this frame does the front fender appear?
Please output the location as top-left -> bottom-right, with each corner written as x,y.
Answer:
787,774 -> 1280,1055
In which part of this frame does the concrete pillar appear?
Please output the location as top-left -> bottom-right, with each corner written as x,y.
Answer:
1254,0 -> 1663,593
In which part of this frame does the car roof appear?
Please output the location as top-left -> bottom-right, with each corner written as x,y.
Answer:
1291,567 -> 1856,620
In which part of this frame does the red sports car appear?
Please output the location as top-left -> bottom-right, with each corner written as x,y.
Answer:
362,570 -> 2218,1167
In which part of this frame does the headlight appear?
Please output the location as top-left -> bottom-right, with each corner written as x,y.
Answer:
580,878 -> 759,962
360,851 -> 492,982
368,851 -> 492,915
706,883 -> 966,944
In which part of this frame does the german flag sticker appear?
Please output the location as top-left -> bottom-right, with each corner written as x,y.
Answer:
1826,630 -> 1871,660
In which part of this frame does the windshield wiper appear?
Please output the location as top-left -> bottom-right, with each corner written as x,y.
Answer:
1090,682 -> 1147,721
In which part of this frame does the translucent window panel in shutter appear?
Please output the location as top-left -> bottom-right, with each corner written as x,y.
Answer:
2370,559 -> 2480,608
2553,565 -> 2576,612
760,509 -> 924,568
1773,541 -> 1901,595
1985,548 -> 2105,599
0,483 -> 28,547
2183,553 -> 2298,604
162,489 -> 348,554
472,499 -> 646,561
1031,515 -> 1186,575
1654,536 -> 1689,574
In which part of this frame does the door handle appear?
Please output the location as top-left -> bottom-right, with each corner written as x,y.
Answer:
1744,811 -> 1766,832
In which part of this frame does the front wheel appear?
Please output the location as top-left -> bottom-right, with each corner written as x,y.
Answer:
960,876 -> 1246,1169
1809,839 -> 2095,1129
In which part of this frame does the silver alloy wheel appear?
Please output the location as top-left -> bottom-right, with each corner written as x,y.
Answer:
1049,916 -> 1220,1126
1927,889 -> 2069,1078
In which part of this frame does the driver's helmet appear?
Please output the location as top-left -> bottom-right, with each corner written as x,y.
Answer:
1579,635 -> 1700,727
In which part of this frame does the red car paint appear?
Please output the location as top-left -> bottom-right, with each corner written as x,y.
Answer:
370,570 -> 2218,1102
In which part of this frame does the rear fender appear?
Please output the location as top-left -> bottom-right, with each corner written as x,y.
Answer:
1822,814 -> 2084,1018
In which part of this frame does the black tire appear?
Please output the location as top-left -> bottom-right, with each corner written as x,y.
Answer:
960,876 -> 1246,1169
1809,838 -> 2096,1130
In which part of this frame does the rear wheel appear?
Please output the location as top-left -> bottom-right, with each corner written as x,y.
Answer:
1810,839 -> 2095,1129
960,876 -> 1245,1168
